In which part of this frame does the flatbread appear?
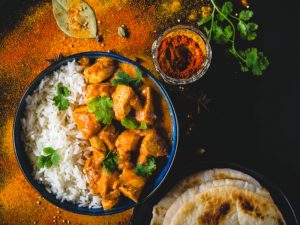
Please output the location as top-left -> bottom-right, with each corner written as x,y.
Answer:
151,168 -> 262,225
162,179 -> 271,225
169,186 -> 286,225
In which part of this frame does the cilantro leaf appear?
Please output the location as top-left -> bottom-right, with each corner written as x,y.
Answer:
51,152 -> 60,166
121,116 -> 140,129
238,21 -> 258,41
197,15 -> 212,26
246,22 -> 258,41
139,122 -> 148,130
239,10 -> 254,21
121,116 -> 148,129
37,147 -> 60,169
133,68 -> 143,88
53,84 -> 70,110
218,1 -> 233,21
37,156 -> 47,169
111,69 -> 142,88
43,147 -> 55,155
111,72 -> 129,86
45,160 -> 53,169
102,150 -> 118,173
56,84 -> 70,96
135,157 -> 156,177
237,21 -> 247,39
87,97 -> 114,124
213,24 -> 233,44
239,48 -> 269,76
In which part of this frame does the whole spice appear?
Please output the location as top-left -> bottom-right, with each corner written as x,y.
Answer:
157,34 -> 206,79
52,0 -> 97,38
117,26 -> 128,38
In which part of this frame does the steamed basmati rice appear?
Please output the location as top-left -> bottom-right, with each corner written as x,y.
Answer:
21,60 -> 101,208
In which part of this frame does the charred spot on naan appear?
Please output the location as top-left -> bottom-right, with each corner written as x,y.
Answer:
199,201 -> 232,224
237,195 -> 268,220
196,192 -> 233,224
238,196 -> 254,212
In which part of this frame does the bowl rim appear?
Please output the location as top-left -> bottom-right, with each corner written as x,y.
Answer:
13,51 -> 179,216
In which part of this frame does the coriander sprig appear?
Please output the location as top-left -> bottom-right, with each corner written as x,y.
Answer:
121,116 -> 148,130
102,150 -> 118,173
87,97 -> 114,124
53,84 -> 70,110
135,157 -> 156,177
198,0 -> 269,76
37,147 -> 60,169
111,68 -> 142,88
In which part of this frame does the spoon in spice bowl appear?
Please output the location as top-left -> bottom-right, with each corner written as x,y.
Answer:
152,25 -> 212,85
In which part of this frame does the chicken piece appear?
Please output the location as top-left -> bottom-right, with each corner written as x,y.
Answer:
85,83 -> 113,103
72,106 -> 101,139
99,125 -> 118,150
97,172 -> 121,210
115,130 -> 141,169
112,85 -> 135,120
116,130 -> 141,154
119,167 -> 147,202
138,129 -> 167,164
84,57 -> 117,83
119,63 -> 141,79
78,57 -> 90,67
89,136 -> 106,152
135,87 -> 156,125
83,153 -> 105,193
130,95 -> 143,111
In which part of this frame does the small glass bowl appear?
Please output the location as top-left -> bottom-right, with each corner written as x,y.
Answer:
152,25 -> 212,85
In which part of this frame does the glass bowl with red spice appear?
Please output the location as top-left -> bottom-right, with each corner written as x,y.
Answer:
152,25 -> 212,85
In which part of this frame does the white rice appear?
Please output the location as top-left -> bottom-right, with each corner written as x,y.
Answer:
21,60 -> 101,208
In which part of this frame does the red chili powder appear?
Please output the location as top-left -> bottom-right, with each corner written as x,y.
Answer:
157,34 -> 206,79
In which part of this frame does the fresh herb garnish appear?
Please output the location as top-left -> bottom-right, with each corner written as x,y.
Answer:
102,150 -> 118,173
87,97 -> 114,124
121,116 -> 148,129
111,68 -> 142,88
139,122 -> 148,130
135,157 -> 156,177
198,0 -> 269,76
37,147 -> 60,169
53,84 -> 70,110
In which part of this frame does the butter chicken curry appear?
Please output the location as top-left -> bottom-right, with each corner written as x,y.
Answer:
72,57 -> 171,210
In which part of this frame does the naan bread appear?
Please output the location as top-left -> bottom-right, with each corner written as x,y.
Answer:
162,179 -> 271,225
169,186 -> 285,225
151,168 -> 262,225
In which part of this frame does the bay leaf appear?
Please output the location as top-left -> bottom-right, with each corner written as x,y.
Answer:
52,0 -> 97,38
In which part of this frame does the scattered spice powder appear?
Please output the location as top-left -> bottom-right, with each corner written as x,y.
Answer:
0,1 -> 155,224
157,31 -> 207,79
0,0 -> 209,224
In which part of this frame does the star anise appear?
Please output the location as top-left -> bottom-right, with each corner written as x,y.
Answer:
46,53 -> 65,64
197,92 -> 211,114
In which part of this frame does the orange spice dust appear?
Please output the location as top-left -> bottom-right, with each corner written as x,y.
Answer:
0,0 -> 202,224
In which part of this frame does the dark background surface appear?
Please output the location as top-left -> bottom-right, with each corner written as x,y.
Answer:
1,0 -> 300,222
163,0 -> 300,216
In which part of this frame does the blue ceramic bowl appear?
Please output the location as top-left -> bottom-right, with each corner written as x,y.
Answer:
13,52 -> 178,216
